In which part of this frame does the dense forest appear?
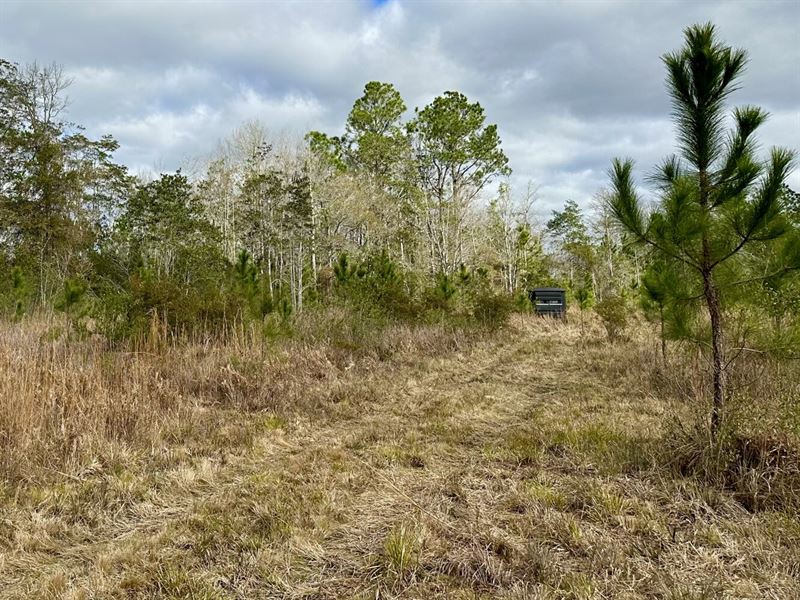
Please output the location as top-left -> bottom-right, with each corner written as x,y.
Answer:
2,28 -> 798,348
1,22 -> 799,599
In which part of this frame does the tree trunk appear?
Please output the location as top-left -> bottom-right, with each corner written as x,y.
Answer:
703,268 -> 725,437
297,243 -> 304,312
699,165 -> 725,439
310,209 -> 318,286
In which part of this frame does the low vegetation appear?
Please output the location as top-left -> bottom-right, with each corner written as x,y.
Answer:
1,313 -> 798,599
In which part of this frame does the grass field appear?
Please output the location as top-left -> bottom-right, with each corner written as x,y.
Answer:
1,314 -> 798,599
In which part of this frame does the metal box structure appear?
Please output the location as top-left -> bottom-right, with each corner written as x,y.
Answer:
529,287 -> 567,319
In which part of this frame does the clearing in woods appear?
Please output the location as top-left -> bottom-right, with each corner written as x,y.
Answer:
1,316 -> 798,599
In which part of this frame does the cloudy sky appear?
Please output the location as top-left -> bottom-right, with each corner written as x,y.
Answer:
1,0 -> 798,215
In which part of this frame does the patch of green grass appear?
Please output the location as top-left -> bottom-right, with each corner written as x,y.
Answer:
383,522 -> 423,582
376,440 -> 428,469
526,481 -> 567,510
262,413 -> 287,430
558,572 -> 595,599
125,563 -> 227,599
547,423 -> 653,474
499,430 -> 545,466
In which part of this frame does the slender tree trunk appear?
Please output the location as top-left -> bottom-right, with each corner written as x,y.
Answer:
267,249 -> 274,300
310,209 -> 318,286
39,240 -> 47,305
297,243 -> 303,312
703,268 -> 725,437
699,167 -> 725,439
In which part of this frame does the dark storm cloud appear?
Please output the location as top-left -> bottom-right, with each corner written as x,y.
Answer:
1,0 -> 798,214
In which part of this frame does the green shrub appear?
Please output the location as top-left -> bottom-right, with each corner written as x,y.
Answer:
9,267 -> 29,319
55,277 -> 88,313
333,251 -> 416,320
469,285 -> 514,329
595,294 -> 628,341
425,275 -> 457,313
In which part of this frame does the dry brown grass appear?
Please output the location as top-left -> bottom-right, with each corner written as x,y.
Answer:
1,311 -> 798,599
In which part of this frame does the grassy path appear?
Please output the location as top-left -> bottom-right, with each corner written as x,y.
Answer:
1,317 -> 798,599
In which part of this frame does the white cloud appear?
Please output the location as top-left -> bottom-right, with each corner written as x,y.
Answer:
229,87 -> 325,126
1,0 -> 797,214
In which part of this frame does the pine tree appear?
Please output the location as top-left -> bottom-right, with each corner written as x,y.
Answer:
607,24 -> 797,437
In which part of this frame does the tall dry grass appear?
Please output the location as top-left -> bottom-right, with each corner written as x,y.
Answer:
2,308 -> 797,507
0,309 -> 470,484
1,315 -> 191,481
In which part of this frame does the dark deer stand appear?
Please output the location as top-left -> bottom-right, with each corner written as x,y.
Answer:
529,287 -> 567,320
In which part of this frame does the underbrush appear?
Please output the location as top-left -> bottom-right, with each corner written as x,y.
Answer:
0,309 -> 480,485
533,311 -> 800,514
2,312 -> 798,598
646,340 -> 800,513
661,417 -> 800,513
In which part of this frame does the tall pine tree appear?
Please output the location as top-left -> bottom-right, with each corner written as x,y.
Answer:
607,24 -> 797,437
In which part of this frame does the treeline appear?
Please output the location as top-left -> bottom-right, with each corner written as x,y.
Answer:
0,61 -> 633,338
1,24 -> 799,368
